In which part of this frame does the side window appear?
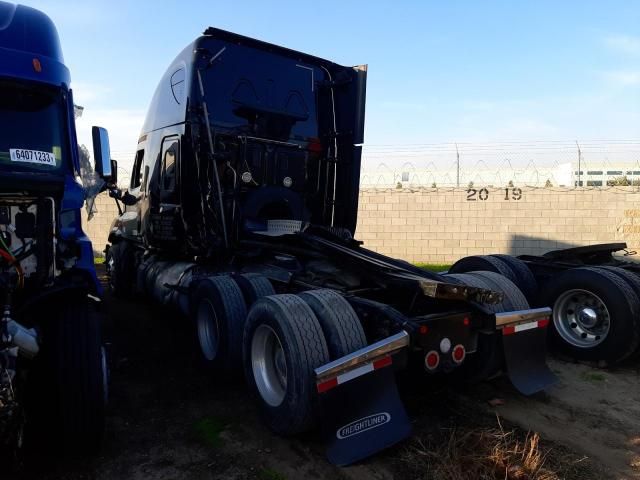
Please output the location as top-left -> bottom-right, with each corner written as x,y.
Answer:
160,137 -> 179,202
130,149 -> 145,189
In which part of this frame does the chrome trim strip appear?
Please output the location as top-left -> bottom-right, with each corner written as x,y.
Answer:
495,307 -> 552,327
315,330 -> 410,381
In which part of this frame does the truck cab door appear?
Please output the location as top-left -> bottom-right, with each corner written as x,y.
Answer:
150,136 -> 182,243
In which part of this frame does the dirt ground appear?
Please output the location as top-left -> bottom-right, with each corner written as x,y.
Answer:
10,267 -> 640,480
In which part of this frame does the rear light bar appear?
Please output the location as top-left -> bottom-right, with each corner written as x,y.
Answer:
502,318 -> 549,336
495,307 -> 552,335
317,355 -> 393,393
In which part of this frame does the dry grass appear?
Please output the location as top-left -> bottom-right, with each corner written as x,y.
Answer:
399,414 -> 592,480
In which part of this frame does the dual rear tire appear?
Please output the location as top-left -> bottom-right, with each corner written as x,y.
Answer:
243,290 -> 366,435
191,274 -> 366,436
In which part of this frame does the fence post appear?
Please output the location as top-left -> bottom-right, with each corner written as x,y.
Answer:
576,140 -> 582,188
456,142 -> 460,188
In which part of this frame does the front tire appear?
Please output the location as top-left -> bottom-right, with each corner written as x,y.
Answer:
26,296 -> 106,454
106,241 -> 135,297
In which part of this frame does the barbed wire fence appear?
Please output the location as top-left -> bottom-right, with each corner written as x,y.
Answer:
100,140 -> 640,190
360,140 -> 640,189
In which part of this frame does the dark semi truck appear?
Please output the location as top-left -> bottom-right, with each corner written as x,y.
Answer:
104,28 -> 556,464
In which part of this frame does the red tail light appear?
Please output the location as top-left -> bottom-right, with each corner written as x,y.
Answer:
425,350 -> 440,370
452,344 -> 466,364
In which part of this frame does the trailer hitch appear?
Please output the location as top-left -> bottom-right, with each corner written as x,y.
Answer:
418,279 -> 504,304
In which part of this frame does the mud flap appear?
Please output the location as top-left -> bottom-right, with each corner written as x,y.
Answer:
320,367 -> 411,466
502,325 -> 557,395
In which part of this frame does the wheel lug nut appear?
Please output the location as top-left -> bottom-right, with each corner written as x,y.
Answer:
570,322 -> 577,328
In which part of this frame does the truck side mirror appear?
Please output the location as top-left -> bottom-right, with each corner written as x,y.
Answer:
110,159 -> 118,186
92,126 -> 113,182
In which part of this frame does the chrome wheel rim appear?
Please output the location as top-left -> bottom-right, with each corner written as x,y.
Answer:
197,300 -> 220,361
553,289 -> 610,348
251,324 -> 287,407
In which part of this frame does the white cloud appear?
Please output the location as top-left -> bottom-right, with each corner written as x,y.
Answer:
75,108 -> 145,176
602,70 -> 640,86
604,34 -> 640,55
71,82 -> 113,105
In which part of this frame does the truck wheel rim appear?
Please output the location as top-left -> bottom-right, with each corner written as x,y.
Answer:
553,289 -> 610,348
197,300 -> 220,361
251,324 -> 287,407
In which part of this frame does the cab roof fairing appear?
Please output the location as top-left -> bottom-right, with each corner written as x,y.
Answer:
0,1 -> 70,87
139,42 -> 195,137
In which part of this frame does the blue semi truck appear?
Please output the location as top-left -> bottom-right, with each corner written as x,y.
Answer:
0,2 -> 108,454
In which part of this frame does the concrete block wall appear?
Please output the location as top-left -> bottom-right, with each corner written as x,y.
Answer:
82,193 -> 121,256
356,187 -> 640,264
81,187 -> 640,264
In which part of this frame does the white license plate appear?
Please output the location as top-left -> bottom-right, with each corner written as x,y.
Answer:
10,148 -> 57,166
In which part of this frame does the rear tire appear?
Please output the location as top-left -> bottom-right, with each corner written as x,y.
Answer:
26,296 -> 105,454
243,294 -> 329,435
233,273 -> 275,307
450,255 -> 517,285
539,267 -> 640,365
444,271 -> 529,382
490,254 -> 538,302
450,254 -> 538,303
298,289 -> 367,359
192,276 -> 247,370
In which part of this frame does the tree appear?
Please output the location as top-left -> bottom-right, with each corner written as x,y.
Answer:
431,182 -> 437,188
608,176 -> 630,186
467,181 -> 474,189
507,180 -> 514,187
545,179 -> 553,188
396,182 -> 403,189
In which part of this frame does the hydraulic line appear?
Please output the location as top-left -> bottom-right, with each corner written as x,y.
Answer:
0,240 -> 22,288
196,46 -> 229,248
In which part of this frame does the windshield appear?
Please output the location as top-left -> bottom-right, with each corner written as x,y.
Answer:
0,80 -> 69,174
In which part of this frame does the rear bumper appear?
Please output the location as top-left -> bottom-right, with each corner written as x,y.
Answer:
315,331 -> 409,393
494,307 -> 552,335
314,306 -> 553,393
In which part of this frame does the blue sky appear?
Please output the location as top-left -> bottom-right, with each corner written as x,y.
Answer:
20,0 -> 640,171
